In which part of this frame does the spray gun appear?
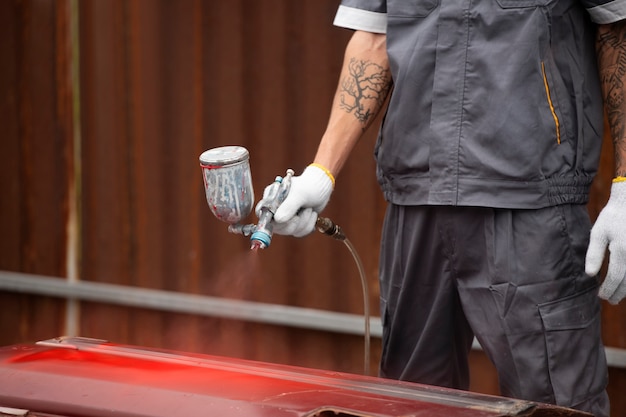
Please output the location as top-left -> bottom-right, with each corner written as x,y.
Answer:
229,169 -> 294,250
199,146 -> 345,249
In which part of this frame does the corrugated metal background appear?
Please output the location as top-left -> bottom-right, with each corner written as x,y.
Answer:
1,0 -> 625,414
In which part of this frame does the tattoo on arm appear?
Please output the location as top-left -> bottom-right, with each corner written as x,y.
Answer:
597,23 -> 626,176
339,58 -> 392,130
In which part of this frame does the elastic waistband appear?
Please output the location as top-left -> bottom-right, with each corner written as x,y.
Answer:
378,174 -> 594,208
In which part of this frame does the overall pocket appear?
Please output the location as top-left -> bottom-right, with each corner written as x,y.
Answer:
496,0 -> 554,8
538,284 -> 607,406
387,0 -> 439,17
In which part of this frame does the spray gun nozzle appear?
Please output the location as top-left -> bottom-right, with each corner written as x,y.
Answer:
250,240 -> 265,251
228,223 -> 269,249
250,229 -> 271,250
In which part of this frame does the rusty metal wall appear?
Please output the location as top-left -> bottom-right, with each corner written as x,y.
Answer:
77,0 -> 384,374
2,0 -> 626,414
0,0 -> 72,342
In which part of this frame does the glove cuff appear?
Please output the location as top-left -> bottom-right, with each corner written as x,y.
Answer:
308,163 -> 335,188
302,165 -> 334,196
609,180 -> 626,204
298,164 -> 334,213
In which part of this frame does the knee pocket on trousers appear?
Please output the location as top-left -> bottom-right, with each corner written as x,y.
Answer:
538,284 -> 607,407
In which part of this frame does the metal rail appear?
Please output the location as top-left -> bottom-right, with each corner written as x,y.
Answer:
0,270 -> 382,337
2,270 -> 626,369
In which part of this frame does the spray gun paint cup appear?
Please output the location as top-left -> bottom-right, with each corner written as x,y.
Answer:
199,146 -> 254,225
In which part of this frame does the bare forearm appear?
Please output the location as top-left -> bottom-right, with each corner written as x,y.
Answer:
314,31 -> 392,177
597,22 -> 626,177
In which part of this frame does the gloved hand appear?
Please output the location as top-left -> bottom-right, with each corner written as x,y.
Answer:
586,179 -> 626,304
256,164 -> 334,237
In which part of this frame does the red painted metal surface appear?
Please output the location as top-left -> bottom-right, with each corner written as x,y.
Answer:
0,337 -> 588,417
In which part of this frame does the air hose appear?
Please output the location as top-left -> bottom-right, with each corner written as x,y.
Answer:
316,217 -> 371,376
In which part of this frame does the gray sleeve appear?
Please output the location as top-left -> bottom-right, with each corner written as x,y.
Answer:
333,1 -> 387,34
583,0 -> 626,23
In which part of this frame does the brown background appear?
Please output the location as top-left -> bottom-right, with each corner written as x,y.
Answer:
1,0 -> 625,415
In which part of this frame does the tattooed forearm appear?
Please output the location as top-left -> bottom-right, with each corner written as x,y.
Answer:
339,58 -> 392,130
597,22 -> 626,176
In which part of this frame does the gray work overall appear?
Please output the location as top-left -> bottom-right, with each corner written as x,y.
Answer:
333,1 -> 625,415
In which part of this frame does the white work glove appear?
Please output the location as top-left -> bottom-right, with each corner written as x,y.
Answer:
256,164 -> 334,237
586,180 -> 626,304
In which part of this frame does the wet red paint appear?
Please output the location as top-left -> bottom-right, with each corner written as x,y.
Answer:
8,348 -> 187,372
0,338 -> 587,417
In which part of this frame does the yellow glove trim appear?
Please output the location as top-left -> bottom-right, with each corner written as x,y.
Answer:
309,163 -> 336,188
613,176 -> 626,183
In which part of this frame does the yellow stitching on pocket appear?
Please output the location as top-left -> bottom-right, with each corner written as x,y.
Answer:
541,61 -> 561,145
